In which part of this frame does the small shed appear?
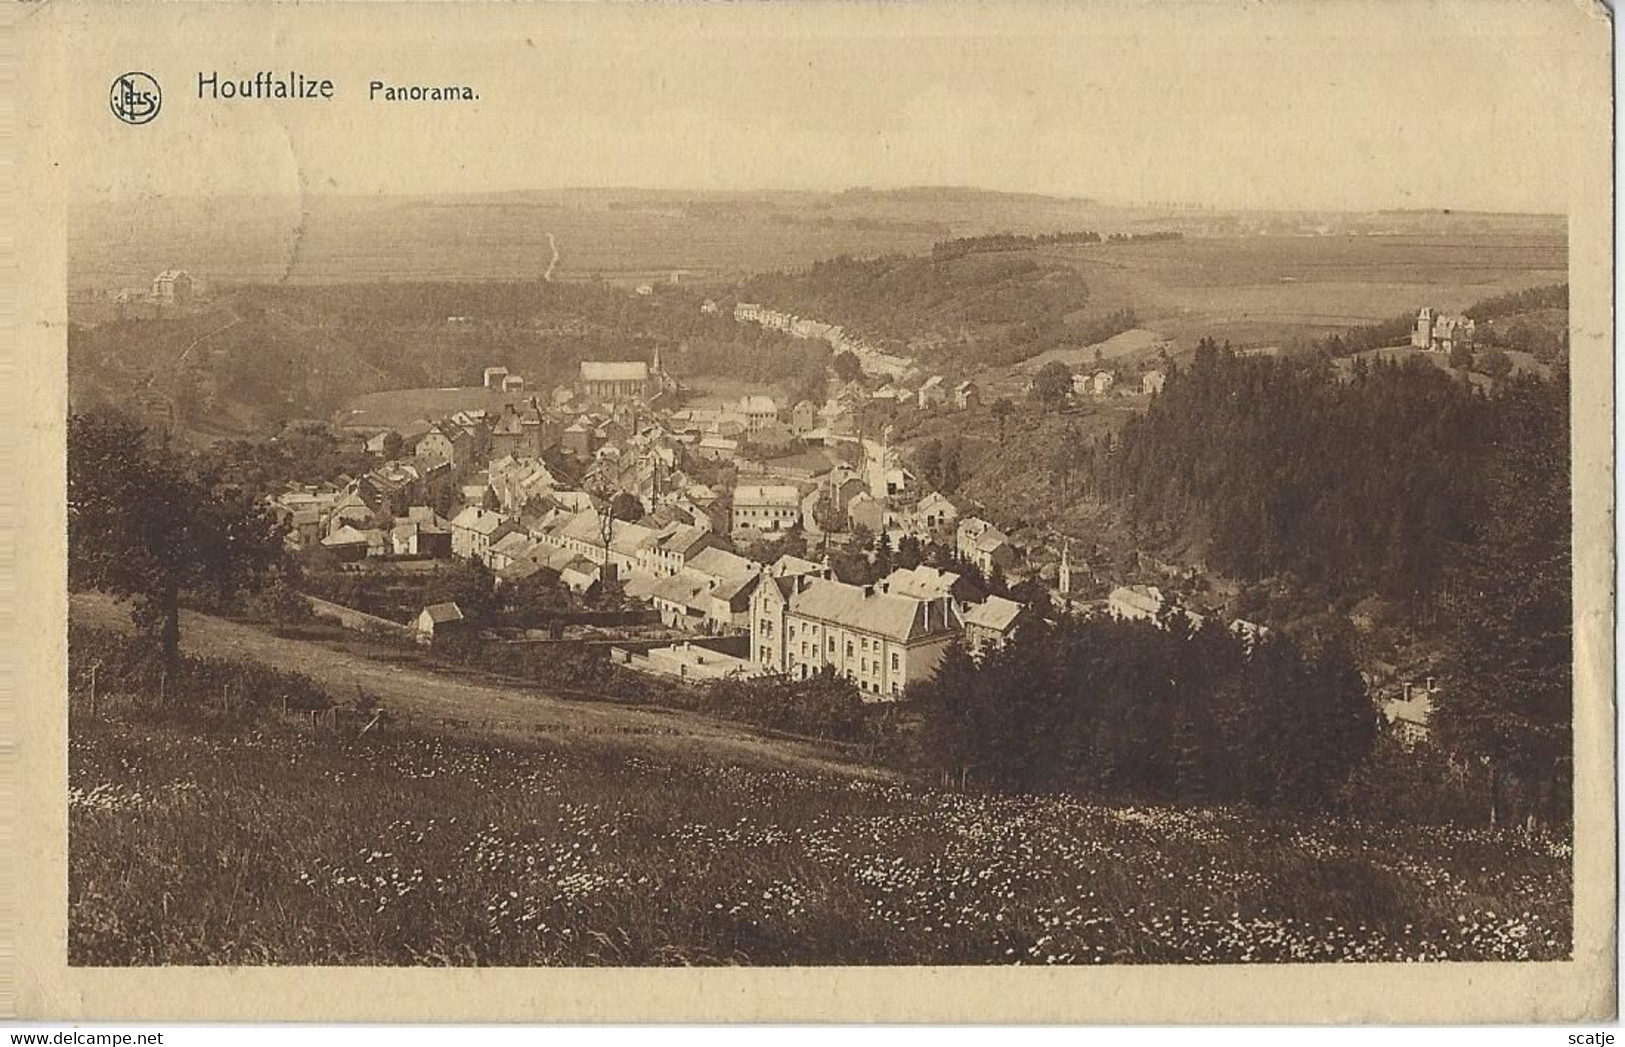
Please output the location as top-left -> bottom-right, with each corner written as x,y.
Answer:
414,601 -> 466,644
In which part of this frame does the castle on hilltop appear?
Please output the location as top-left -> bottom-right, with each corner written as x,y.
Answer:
1410,308 -> 1475,354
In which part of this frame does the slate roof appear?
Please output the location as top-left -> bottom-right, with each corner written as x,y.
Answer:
322,525 -> 369,546
450,506 -> 508,536
882,565 -> 962,601
734,484 -> 800,508
963,595 -> 1024,633
580,361 -> 649,383
688,546 -> 755,583
768,554 -> 826,578
789,580 -> 953,643
421,602 -> 465,624
490,531 -> 535,559
650,571 -> 713,612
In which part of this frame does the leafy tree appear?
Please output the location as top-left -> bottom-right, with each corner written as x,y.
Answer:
609,492 -> 645,521
68,409 -> 283,671
1030,361 -> 1072,408
832,350 -> 863,383
502,570 -> 573,617
423,559 -> 497,622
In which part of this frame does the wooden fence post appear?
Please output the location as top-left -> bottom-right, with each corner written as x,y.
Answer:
87,663 -> 99,720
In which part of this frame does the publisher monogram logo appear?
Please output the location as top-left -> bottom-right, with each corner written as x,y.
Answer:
110,72 -> 161,125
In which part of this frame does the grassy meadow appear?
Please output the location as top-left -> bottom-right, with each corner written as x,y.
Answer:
70,703 -> 1572,967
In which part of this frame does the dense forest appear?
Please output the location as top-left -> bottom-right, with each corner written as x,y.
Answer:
931,230 -> 1106,259
917,612 -> 1374,805
1080,341 -> 1570,824
738,250 -> 1143,368
1465,282 -> 1568,321
68,279 -> 830,437
1094,341 -> 1560,613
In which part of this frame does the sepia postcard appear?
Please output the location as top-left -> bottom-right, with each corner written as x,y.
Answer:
6,0 -> 1615,1024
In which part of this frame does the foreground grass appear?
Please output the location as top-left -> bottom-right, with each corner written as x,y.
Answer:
70,708 -> 1571,966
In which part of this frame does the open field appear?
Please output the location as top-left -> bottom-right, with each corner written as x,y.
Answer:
336,386 -> 531,430
69,189 -> 1563,294
70,702 -> 1572,966
1035,234 -> 1567,354
1015,328 -> 1172,375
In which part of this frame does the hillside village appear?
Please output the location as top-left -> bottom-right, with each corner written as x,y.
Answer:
255,291 -> 1453,744
74,258 -> 1572,765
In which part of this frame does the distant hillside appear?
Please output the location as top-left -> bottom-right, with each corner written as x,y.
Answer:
732,232 -> 1565,373
67,280 -> 832,441
68,187 -> 1563,291
67,303 -> 394,439
739,251 -> 1134,370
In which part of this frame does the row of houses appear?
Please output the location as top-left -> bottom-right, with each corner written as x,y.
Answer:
1058,369 -> 1166,399
871,376 -> 980,411
732,301 -> 914,381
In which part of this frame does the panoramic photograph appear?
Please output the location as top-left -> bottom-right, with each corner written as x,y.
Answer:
59,10 -> 1577,971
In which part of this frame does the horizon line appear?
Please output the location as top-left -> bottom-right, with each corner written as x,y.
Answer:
68,185 -> 1567,221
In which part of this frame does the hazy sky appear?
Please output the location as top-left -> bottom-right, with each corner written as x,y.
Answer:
55,1 -> 1599,212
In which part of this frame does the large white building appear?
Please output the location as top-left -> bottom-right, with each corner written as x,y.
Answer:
754,577 -> 960,701
732,484 -> 802,532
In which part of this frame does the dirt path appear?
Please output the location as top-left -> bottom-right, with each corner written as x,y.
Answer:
71,594 -> 893,782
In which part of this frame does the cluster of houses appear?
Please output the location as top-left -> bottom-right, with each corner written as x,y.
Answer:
277,333 -> 1429,723
1057,368 -> 1166,400
265,343 -> 1062,695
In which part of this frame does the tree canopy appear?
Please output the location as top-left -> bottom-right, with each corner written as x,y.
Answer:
917,613 -> 1375,804
1030,361 -> 1073,408
68,409 -> 284,667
